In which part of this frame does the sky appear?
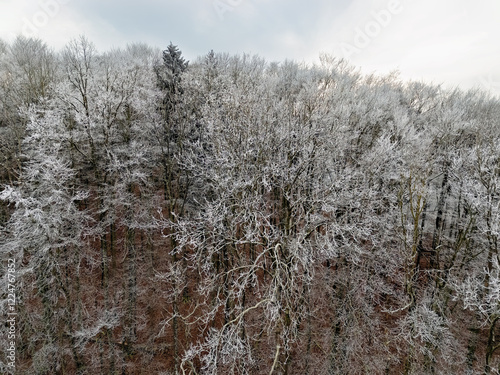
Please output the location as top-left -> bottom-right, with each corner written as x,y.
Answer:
1,0 -> 499,96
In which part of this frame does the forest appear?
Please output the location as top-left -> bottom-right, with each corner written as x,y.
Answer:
0,35 -> 500,375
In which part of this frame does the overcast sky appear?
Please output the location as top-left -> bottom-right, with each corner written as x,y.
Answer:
1,0 -> 499,96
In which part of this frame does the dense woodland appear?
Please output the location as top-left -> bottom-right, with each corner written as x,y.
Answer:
1,35 -> 500,375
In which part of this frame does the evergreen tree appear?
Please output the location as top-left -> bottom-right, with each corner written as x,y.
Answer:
156,42 -> 188,97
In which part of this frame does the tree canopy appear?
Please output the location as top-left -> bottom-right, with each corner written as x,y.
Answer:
1,37 -> 500,375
